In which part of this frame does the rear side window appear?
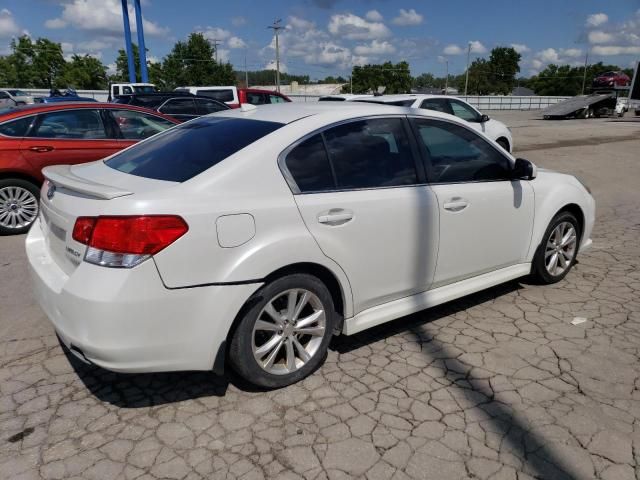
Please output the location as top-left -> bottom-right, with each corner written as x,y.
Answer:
159,98 -> 196,115
108,109 -> 176,140
197,89 -> 234,102
31,110 -> 108,139
106,117 -> 284,182
246,92 -> 268,105
420,98 -> 451,114
324,118 -> 418,189
285,135 -> 335,193
0,116 -> 34,137
196,99 -> 227,114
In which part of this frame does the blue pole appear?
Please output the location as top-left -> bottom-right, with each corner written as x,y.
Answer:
120,0 -> 136,83
133,0 -> 149,83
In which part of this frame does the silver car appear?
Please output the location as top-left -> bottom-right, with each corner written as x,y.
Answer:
0,89 -> 34,106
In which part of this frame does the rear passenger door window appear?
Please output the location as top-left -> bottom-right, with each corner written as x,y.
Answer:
323,118 -> 418,190
108,109 -> 176,140
420,98 -> 452,114
31,110 -> 108,139
159,98 -> 197,119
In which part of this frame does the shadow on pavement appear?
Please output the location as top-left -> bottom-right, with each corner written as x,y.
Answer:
333,280 -> 582,480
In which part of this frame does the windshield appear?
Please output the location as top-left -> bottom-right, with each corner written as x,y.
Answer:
133,86 -> 158,93
106,117 -> 284,182
7,90 -> 27,96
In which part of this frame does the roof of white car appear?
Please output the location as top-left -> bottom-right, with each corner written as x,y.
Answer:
358,94 -> 451,102
213,101 -> 455,124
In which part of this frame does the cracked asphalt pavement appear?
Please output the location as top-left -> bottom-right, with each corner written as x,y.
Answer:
1,112 -> 639,479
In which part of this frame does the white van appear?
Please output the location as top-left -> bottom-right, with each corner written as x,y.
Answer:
109,83 -> 158,101
175,86 -> 239,108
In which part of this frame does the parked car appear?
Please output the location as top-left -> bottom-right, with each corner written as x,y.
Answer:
353,94 -> 514,152
592,71 -> 631,88
113,92 -> 229,121
174,86 -> 291,108
34,89 -> 98,104
108,82 -> 158,101
0,89 -> 35,105
0,103 -> 179,234
0,91 -> 17,108
27,103 -> 595,388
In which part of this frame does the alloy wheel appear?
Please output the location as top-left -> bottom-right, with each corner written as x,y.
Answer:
545,221 -> 577,276
252,288 -> 326,375
0,186 -> 39,230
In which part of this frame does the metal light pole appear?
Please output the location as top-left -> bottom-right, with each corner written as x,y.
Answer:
581,49 -> 590,95
120,0 -> 136,83
464,42 -> 471,97
268,19 -> 282,92
133,0 -> 148,83
244,52 -> 249,87
444,59 -> 449,95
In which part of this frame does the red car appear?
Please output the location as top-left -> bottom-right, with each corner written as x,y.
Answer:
0,102 -> 179,235
592,71 -> 631,88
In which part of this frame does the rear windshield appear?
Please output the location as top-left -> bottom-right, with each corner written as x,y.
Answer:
355,99 -> 415,106
197,89 -> 234,102
105,117 -> 284,182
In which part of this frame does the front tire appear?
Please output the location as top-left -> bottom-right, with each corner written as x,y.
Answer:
229,274 -> 336,388
531,211 -> 580,284
0,179 -> 41,236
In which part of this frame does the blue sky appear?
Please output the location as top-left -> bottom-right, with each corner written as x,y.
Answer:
2,0 -> 640,79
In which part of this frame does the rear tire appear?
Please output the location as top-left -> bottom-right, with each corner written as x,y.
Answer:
0,179 -> 41,236
229,274 -> 336,388
530,211 -> 580,284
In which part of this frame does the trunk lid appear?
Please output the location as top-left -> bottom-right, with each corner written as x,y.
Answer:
40,161 -> 176,275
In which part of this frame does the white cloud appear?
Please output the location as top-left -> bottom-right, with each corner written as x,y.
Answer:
228,36 -> 247,49
510,43 -> 530,54
106,62 -> 117,75
536,47 -> 559,63
559,48 -> 582,58
592,45 -> 640,55
328,13 -> 391,40
288,16 -> 314,31
588,30 -> 614,44
443,44 -> 463,55
0,8 -> 21,37
45,18 -> 67,29
586,13 -> 608,27
354,40 -> 395,56
200,26 -> 232,41
392,8 -> 423,26
469,40 -> 487,54
264,60 -> 288,73
45,0 -> 168,37
365,10 -> 383,22
231,16 -> 247,27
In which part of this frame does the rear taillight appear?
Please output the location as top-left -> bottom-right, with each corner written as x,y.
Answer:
72,215 -> 188,268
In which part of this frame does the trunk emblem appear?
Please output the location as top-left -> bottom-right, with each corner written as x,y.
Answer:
47,184 -> 56,200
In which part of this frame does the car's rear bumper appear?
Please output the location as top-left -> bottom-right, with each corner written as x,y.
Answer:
26,219 -> 261,373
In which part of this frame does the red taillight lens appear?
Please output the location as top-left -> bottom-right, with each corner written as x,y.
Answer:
72,215 -> 188,255
72,217 -> 97,244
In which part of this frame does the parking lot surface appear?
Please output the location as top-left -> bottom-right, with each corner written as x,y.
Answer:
1,111 -> 639,479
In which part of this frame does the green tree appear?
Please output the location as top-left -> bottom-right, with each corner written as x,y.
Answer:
161,33 -> 235,88
344,61 -> 412,94
413,73 -> 436,90
527,62 -> 626,96
457,58 -> 492,95
487,47 -> 521,94
62,54 -> 107,89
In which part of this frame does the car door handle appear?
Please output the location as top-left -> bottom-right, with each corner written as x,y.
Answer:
443,200 -> 469,212
28,146 -> 54,153
318,209 -> 354,226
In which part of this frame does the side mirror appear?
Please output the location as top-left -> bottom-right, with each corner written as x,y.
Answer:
480,114 -> 490,123
512,158 -> 537,180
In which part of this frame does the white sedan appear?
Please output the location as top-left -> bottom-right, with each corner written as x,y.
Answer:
351,94 -> 514,153
27,103 -> 595,388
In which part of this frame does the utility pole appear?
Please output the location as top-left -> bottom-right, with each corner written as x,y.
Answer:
244,52 -> 249,87
581,49 -> 589,95
210,39 -> 221,62
464,42 -> 471,97
444,58 -> 449,95
350,75 -> 353,94
268,19 -> 283,92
